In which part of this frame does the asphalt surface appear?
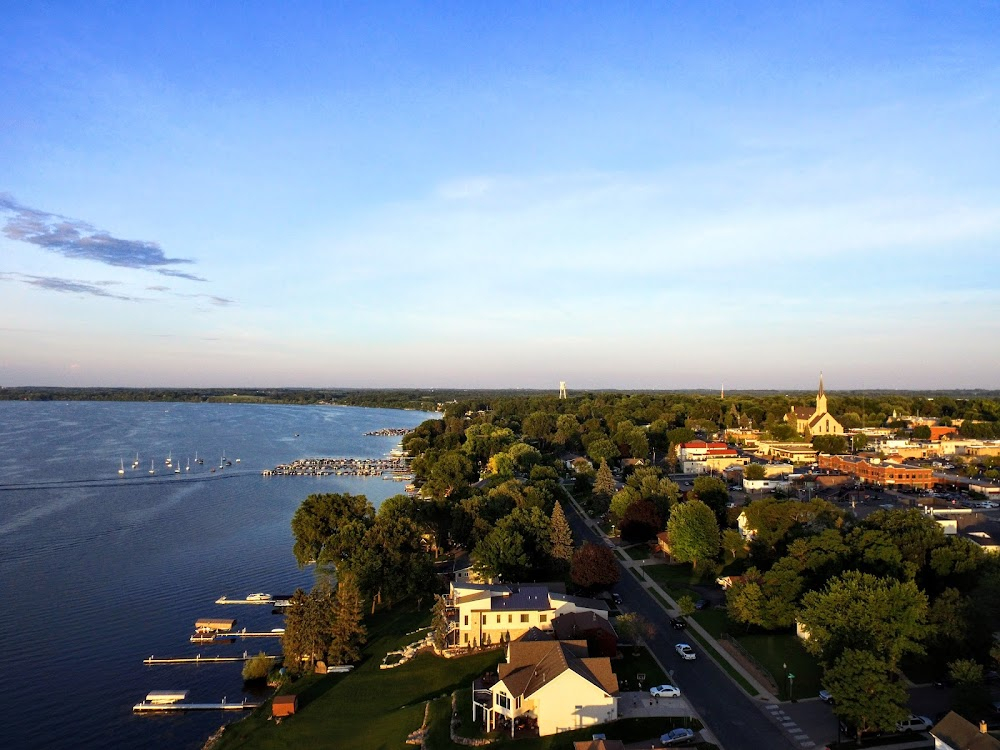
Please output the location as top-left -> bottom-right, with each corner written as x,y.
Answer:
565,502 -> 798,750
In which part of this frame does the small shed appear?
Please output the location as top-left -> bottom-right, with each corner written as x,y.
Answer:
272,694 -> 297,718
194,618 -> 236,633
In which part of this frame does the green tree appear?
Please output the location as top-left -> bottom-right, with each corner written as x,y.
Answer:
587,436 -> 621,465
242,652 -> 275,682
619,499 -> 662,544
797,571 -> 928,669
948,659 -> 991,721
291,493 -> 376,569
824,649 -> 909,741
473,506 -> 552,582
812,434 -> 848,455
666,499 -> 720,570
570,541 -> 620,592
721,528 -> 746,560
327,573 -> 367,665
430,594 -> 449,651
912,424 -> 932,440
593,459 -> 617,500
743,463 -> 766,481
676,594 -> 696,617
615,612 -> 654,655
609,486 -> 641,524
691,476 -> 729,524
522,411 -> 556,445
549,501 -> 574,570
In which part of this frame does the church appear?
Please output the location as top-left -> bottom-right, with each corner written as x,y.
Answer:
786,374 -> 844,437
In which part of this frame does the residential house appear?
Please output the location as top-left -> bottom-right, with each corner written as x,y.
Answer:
478,635 -> 619,736
574,740 -> 625,750
930,710 -> 1000,750
446,582 -> 609,648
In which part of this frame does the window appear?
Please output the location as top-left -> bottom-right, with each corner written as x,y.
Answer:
539,614 -> 547,623
482,615 -> 487,624
463,633 -> 468,644
497,693 -> 510,710
497,615 -> 501,624
464,615 -> 468,626
516,696 -> 522,709
520,614 -> 529,623
508,614 -> 512,623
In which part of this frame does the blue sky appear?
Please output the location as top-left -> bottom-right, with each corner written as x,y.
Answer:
2,2 -> 998,389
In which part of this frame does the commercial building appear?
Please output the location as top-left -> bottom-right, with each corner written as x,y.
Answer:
817,454 -> 936,489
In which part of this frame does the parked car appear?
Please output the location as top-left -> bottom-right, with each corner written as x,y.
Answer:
660,727 -> 697,746
611,593 -> 623,605
694,598 -> 709,610
650,684 -> 681,698
675,643 -> 696,660
668,616 -> 687,630
818,689 -> 834,704
895,715 -> 932,733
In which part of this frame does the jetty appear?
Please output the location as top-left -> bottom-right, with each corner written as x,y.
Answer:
133,697 -> 261,712
144,653 -> 279,665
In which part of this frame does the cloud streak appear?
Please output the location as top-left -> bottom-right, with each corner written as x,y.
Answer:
0,193 -> 195,272
0,272 -> 136,300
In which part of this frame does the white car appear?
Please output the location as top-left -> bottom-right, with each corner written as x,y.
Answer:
650,684 -> 681,698
896,714 -> 932,733
675,643 -> 696,660
978,501 -> 999,510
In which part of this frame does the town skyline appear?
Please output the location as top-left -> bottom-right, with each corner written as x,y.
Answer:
2,3 -> 998,389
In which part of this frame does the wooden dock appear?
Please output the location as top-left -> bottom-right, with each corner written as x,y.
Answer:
133,697 -> 261,712
144,653 -> 279,665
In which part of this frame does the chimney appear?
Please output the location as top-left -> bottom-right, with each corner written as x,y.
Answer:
981,720 -> 989,734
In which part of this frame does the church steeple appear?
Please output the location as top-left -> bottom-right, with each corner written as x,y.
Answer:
816,372 -> 828,415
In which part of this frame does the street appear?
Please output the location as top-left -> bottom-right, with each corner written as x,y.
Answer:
565,501 -> 799,750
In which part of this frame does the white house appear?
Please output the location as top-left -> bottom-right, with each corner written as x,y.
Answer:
479,636 -> 618,736
446,582 -> 609,648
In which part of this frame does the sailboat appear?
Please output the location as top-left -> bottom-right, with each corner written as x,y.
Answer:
165,451 -> 173,466
174,461 -> 181,474
195,451 -> 203,465
118,458 -> 125,476
186,458 -> 191,472
132,452 -> 140,469
149,460 -> 155,475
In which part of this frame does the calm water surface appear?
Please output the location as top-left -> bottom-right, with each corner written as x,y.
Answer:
0,400 -> 434,750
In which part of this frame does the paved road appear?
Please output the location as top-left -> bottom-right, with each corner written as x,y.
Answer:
565,503 -> 798,750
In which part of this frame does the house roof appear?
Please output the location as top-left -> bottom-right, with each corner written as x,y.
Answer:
931,711 -> 1000,750
491,586 -> 552,611
551,611 -> 618,641
792,406 -> 816,419
574,741 -> 625,750
498,640 -> 618,699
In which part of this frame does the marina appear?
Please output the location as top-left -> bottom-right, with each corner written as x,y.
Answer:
261,455 -> 411,477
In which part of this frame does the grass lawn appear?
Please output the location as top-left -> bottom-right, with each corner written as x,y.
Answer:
691,610 -> 823,702
622,544 -> 653,560
644,562 -> 706,600
612,646 -> 669,691
214,603 -> 503,750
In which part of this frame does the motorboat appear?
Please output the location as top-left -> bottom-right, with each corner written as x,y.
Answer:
246,593 -> 272,602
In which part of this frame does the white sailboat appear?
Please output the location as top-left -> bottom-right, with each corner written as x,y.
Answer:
165,451 -> 173,466
186,458 -> 191,472
149,459 -> 155,475
118,458 -> 125,476
174,461 -> 181,474
195,451 -> 203,465
132,452 -> 140,469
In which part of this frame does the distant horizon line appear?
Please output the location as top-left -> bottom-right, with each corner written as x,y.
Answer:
2,384 -> 999,396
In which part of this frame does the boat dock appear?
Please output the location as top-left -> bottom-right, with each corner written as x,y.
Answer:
144,653 -> 279,665
215,596 -> 284,605
133,697 -> 261,712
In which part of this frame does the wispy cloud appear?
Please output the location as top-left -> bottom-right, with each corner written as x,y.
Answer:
157,268 -> 207,282
0,271 -> 136,300
0,193 -> 196,273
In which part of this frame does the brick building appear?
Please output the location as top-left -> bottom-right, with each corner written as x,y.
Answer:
817,454 -> 936,489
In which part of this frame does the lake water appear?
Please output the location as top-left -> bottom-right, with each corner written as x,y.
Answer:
0,400 -> 435,750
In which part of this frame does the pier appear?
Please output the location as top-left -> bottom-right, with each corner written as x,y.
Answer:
133,697 -> 261,712
144,653 -> 279,665
215,596 -> 288,605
